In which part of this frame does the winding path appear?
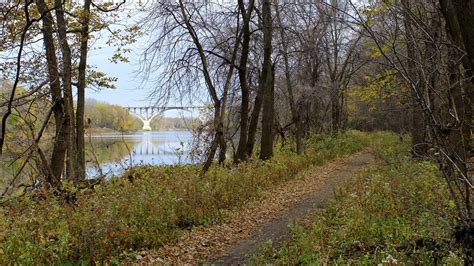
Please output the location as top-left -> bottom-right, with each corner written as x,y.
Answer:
141,150 -> 373,264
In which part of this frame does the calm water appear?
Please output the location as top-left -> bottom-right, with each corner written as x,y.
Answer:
86,131 -> 193,178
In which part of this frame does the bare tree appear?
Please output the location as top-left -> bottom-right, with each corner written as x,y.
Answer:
140,1 -> 246,171
274,1 -> 303,153
234,0 -> 255,162
322,0 -> 364,132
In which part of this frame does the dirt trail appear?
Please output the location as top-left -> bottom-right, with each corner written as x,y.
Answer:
141,150 -> 373,265
214,151 -> 372,265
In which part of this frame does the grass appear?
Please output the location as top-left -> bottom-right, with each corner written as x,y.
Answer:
252,132 -> 464,264
0,130 -> 372,264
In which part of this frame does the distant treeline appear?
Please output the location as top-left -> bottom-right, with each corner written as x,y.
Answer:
85,99 -> 198,132
150,116 -> 198,131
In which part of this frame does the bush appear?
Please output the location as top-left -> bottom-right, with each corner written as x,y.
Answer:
0,131 -> 371,263
252,132 -> 464,264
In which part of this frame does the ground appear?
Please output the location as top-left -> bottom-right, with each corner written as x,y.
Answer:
140,149 -> 373,264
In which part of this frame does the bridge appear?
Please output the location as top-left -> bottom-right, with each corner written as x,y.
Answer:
125,106 -> 203,131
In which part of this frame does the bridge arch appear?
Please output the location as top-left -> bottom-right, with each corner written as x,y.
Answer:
125,106 -> 201,131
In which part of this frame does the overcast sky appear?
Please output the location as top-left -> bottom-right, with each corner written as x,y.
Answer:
87,2 -> 150,107
86,1 -> 196,117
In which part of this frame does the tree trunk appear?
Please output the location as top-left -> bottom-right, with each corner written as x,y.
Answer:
274,2 -> 302,154
202,103 -> 222,173
234,0 -> 255,162
449,2 -> 473,219
55,0 -> 77,180
246,70 -> 265,157
36,0 -> 67,185
259,0 -> 274,160
402,0 -> 427,156
331,79 -> 341,132
439,0 -> 473,262
76,0 -> 92,180
218,131 -> 227,165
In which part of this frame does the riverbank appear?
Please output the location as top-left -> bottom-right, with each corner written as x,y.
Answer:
0,131 -> 372,263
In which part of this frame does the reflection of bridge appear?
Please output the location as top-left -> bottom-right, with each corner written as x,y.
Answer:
125,106 -> 202,131
133,145 -> 185,156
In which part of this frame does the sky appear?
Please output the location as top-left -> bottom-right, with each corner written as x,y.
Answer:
86,6 -> 154,108
87,44 -> 145,107
85,1 -> 197,118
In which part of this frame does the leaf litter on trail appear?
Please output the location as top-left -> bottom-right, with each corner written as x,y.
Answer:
139,151 -> 371,264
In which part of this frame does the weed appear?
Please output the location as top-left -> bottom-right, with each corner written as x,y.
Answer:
0,131 -> 372,263
252,132 -> 464,264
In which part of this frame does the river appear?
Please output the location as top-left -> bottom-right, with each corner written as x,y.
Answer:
86,131 -> 194,178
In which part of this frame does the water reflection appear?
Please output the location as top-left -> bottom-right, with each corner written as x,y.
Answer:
86,131 -> 193,178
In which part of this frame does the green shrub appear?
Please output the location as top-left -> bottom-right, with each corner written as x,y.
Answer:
253,132 -> 463,264
0,131 -> 372,263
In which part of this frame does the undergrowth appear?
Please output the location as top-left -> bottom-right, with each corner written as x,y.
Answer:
0,130 -> 372,264
252,132 -> 464,264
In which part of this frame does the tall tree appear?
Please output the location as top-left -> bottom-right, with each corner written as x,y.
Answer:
439,0 -> 473,260
76,0 -> 92,180
401,0 -> 427,156
323,0 -> 362,132
234,0 -> 255,162
274,1 -> 302,153
141,1 -> 246,171
35,0 -> 70,184
54,0 -> 77,179
259,0 -> 275,160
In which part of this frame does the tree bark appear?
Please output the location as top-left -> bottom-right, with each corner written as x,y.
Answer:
439,0 -> 473,262
440,0 -> 473,210
55,0 -> 77,180
259,0 -> 274,160
203,104 -> 222,173
246,70 -> 265,157
234,0 -> 255,162
76,0 -> 92,180
36,0 -> 67,184
330,78 -> 341,132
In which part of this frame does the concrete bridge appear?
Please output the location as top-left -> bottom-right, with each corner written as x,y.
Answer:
125,106 -> 202,131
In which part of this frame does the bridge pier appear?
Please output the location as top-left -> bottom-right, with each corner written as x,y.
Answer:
126,107 -> 161,131
142,119 -> 152,131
